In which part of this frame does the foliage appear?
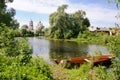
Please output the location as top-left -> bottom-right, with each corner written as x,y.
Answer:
93,66 -> 116,80
19,25 -> 34,37
0,24 -> 32,62
19,30 -> 34,37
94,66 -> 107,80
90,59 -> 120,80
110,59 -> 120,80
0,0 -> 19,28
18,38 -> 32,56
1,0 -> 120,80
47,4 -> 90,39
0,24 -> 53,80
10,19 -> 20,29
107,35 -> 120,56
0,54 -> 54,80
15,38 -> 32,63
0,1 -> 54,80
21,24 -> 28,30
67,64 -> 91,80
34,29 -> 44,36
77,30 -> 109,44
0,24 -> 15,52
0,23 -> 53,80
64,30 -> 73,39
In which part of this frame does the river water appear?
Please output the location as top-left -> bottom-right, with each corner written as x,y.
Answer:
28,37 -> 109,64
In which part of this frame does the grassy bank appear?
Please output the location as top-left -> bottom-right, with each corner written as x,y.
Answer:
47,34 -> 120,80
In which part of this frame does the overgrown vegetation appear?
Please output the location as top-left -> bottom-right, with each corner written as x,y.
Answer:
0,0 -> 54,80
0,53 -> 54,80
0,24 -> 54,80
1,0 -> 120,80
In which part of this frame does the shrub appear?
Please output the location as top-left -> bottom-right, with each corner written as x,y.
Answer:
0,55 -> 54,80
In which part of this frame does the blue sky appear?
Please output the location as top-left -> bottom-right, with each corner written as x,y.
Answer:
7,0 -> 119,28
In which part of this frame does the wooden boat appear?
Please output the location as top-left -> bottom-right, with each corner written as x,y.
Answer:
54,54 -> 115,67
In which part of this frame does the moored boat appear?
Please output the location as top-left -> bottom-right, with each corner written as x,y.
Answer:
54,54 -> 115,67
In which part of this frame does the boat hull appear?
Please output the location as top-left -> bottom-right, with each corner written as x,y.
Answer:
54,54 -> 115,68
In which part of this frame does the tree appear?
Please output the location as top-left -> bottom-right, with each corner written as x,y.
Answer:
10,19 -> 19,29
48,5 -> 90,39
71,10 -> 90,35
7,8 -> 16,17
57,4 -> 68,13
21,24 -> 28,30
49,5 -> 69,39
49,5 -> 90,39
19,25 -> 28,36
83,18 -> 90,27
0,0 -> 32,61
0,0 -> 18,27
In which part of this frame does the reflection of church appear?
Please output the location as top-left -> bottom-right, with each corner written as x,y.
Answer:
28,20 -> 44,31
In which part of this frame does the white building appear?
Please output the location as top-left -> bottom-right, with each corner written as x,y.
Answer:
88,26 -> 97,31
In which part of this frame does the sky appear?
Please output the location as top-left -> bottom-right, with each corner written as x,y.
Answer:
6,0 -> 120,28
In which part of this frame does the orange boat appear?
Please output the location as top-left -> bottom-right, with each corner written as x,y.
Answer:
54,54 -> 115,67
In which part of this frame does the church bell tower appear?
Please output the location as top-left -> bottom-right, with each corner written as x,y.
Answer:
29,20 -> 33,30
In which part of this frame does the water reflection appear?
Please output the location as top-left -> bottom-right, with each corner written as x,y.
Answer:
28,37 -> 109,63
49,40 -> 87,60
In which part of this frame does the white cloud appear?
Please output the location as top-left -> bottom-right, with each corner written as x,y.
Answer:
66,3 -> 119,27
7,0 -> 119,27
7,0 -> 69,14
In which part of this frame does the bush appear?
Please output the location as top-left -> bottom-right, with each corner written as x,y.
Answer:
0,24 -> 32,64
0,55 -> 54,80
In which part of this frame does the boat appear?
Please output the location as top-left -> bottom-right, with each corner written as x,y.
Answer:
54,54 -> 116,68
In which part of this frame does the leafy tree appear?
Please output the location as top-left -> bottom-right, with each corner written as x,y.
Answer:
83,18 -> 90,27
48,5 -> 90,39
64,30 -> 73,39
21,24 -> 28,30
7,8 -> 16,17
0,24 -> 32,57
19,24 -> 34,37
26,30 -> 34,37
70,10 -> 90,36
49,5 -> 70,39
57,4 -> 68,13
0,0 -> 19,28
35,30 -> 43,36
0,1 -> 54,79
20,25 -> 28,36
10,19 -> 20,29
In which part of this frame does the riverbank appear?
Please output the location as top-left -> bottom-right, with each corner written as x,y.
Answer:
45,34 -> 114,45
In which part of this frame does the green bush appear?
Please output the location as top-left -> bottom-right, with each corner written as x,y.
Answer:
0,24 -> 54,80
0,55 -> 54,80
0,24 -> 32,63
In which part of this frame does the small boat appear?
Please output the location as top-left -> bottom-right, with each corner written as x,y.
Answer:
54,54 -> 115,68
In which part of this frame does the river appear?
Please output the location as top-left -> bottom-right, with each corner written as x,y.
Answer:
28,37 -> 109,64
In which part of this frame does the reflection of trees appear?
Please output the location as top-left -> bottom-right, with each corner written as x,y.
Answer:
49,40 -> 88,60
